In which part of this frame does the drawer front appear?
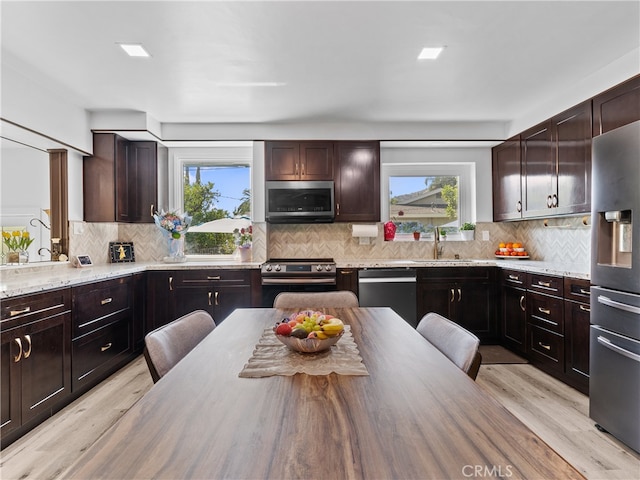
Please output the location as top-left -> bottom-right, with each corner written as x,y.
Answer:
529,325 -> 564,369
73,278 -> 131,337
564,277 -> 591,304
174,269 -> 250,286
501,269 -> 526,286
527,273 -> 564,297
72,317 -> 131,391
418,267 -> 494,282
528,293 -> 564,334
1,289 -> 71,328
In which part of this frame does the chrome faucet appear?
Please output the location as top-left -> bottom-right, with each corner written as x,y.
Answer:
433,227 -> 440,259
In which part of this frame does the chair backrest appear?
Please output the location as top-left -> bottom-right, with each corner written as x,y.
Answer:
416,312 -> 482,380
143,310 -> 216,383
273,291 -> 359,309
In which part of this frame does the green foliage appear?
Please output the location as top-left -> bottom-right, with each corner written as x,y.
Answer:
441,184 -> 458,219
425,176 -> 457,190
233,188 -> 251,217
461,222 -> 475,230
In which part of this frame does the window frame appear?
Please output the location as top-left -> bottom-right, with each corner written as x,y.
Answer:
169,143 -> 254,259
381,162 -> 476,240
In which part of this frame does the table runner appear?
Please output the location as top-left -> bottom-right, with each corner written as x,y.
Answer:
239,325 -> 369,377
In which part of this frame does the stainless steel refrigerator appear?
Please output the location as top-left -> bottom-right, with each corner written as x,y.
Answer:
590,120 -> 640,453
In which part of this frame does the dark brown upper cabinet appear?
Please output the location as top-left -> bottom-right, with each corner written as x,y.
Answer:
265,141 -> 334,181
521,120 -> 555,218
592,74 -> 640,136
83,133 -> 157,223
492,135 -> 522,221
334,141 -> 380,223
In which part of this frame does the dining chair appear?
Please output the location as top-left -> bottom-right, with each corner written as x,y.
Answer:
416,312 -> 482,380
143,310 -> 216,383
273,291 -> 359,309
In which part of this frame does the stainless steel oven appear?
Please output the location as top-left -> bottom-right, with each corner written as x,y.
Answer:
260,258 -> 337,307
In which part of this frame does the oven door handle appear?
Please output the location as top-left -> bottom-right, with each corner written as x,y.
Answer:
597,295 -> 640,315
262,278 -> 336,286
597,336 -> 640,363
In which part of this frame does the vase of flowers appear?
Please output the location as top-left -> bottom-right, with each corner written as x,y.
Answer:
2,230 -> 34,264
234,225 -> 252,262
153,210 -> 192,263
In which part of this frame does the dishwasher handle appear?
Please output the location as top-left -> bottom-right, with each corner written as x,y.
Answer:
358,277 -> 416,284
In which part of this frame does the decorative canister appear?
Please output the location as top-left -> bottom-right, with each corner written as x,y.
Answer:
384,221 -> 396,241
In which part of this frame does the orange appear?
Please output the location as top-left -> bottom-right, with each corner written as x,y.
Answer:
498,242 -> 506,248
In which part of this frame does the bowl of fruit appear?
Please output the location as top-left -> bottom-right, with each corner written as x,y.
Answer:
273,310 -> 345,353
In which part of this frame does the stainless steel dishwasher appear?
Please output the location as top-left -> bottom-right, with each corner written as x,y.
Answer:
358,268 -> 417,327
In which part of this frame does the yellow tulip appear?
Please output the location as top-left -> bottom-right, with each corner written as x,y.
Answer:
12,231 -> 20,237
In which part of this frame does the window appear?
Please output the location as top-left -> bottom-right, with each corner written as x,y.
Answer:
170,145 -> 253,257
381,162 -> 475,239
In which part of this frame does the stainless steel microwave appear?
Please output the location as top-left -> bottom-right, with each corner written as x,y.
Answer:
265,180 -> 335,223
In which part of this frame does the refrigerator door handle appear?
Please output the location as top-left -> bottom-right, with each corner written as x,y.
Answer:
597,295 -> 640,315
597,335 -> 640,363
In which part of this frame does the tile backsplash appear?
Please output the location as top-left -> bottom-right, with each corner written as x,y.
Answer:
70,215 -> 590,271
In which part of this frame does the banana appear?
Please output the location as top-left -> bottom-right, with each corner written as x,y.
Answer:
320,318 -> 344,336
315,331 -> 329,339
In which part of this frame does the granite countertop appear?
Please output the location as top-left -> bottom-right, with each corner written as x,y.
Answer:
1,258 -> 589,299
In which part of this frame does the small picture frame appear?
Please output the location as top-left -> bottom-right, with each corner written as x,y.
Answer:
109,242 -> 135,263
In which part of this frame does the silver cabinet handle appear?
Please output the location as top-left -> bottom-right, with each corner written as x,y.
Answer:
23,335 -> 32,359
101,297 -> 113,305
516,200 -> 522,212
537,281 -> 552,287
597,336 -> 640,363
450,289 -> 455,303
13,338 -> 22,363
101,343 -> 112,352
169,276 -> 173,291
207,276 -> 221,281
597,295 -> 640,315
519,295 -> 525,312
10,307 -> 31,317
579,305 -> 590,312
457,288 -> 462,302
538,307 -> 551,315
538,342 -> 551,351
508,274 -> 520,281
208,291 -> 212,306
215,291 -> 220,306
579,288 -> 590,295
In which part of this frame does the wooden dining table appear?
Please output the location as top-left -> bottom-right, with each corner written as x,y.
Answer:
65,307 -> 584,479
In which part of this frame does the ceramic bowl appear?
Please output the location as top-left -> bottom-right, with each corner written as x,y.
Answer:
274,330 -> 344,353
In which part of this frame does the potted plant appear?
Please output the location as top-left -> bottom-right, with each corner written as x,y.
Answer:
460,222 -> 475,241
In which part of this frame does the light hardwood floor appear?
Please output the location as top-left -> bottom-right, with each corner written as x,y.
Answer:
1,357 -> 638,479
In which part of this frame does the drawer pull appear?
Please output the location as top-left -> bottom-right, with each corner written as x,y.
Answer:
538,307 -> 551,315
537,281 -> 552,288
508,275 -> 520,281
208,291 -> 212,306
13,338 -> 22,363
169,276 -> 173,291
101,297 -> 113,305
579,305 -> 590,312
101,343 -> 112,352
538,342 -> 551,351
23,335 -> 32,358
9,307 -> 31,317
340,270 -> 354,274
207,276 -> 221,281
519,295 -> 525,312
579,288 -> 590,295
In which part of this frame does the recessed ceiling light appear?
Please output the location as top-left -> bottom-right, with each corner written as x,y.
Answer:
418,47 -> 444,60
118,43 -> 150,57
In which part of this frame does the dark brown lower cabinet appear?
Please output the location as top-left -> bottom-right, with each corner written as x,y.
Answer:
563,278 -> 591,394
417,267 -> 498,343
1,289 -> 72,448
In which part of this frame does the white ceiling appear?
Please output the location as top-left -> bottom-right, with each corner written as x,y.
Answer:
2,1 -> 639,132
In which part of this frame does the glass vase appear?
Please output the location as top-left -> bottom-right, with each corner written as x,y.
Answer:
238,245 -> 252,262
164,236 -> 186,263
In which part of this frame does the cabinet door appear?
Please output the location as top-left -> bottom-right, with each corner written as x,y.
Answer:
457,281 -> 497,342
492,136 -> 522,221
19,312 -> 71,425
173,288 -> 215,320
553,101 -> 592,215
265,141 -> 300,180
334,141 -> 380,222
337,268 -> 359,295
521,121 -> 555,217
115,134 -> 130,222
214,286 -> 251,323
84,133 -> 117,222
1,331 -> 22,437
593,74 -> 640,136
126,141 -> 157,223
300,142 -> 334,180
564,299 -> 590,394
145,271 -> 175,333
501,286 -> 527,354
417,283 -> 455,321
